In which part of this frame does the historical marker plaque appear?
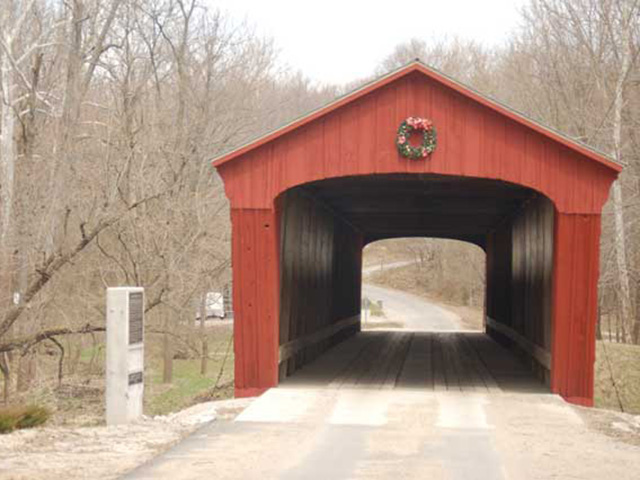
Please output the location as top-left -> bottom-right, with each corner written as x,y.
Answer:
129,292 -> 143,344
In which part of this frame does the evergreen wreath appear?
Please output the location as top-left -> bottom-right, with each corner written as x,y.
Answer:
396,117 -> 437,159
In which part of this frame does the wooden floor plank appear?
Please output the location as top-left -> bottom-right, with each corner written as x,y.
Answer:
397,333 -> 434,389
284,333 -> 374,386
455,334 -> 488,392
432,333 -> 448,391
441,333 -> 463,392
381,333 -> 413,389
355,332 -> 403,387
333,332 -> 395,388
461,333 -> 501,392
284,331 -> 546,395
326,333 -> 384,388
451,334 -> 475,391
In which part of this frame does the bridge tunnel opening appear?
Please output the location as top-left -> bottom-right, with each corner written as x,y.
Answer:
361,237 -> 486,332
277,174 -> 554,394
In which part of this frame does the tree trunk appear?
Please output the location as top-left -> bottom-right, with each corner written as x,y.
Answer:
69,339 -> 81,375
0,352 -> 10,403
611,11 -> 635,344
612,183 -> 633,342
0,43 -> 16,321
16,351 -> 30,392
0,50 -> 15,249
201,339 -> 209,376
88,332 -> 98,374
162,313 -> 173,384
49,337 -> 64,387
200,292 -> 208,376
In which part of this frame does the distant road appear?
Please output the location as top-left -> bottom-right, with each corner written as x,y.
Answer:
362,260 -> 414,277
361,259 -> 461,331
362,283 -> 461,331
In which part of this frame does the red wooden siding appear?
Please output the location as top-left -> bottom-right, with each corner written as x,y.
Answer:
551,213 -> 601,406
231,208 -> 280,397
218,72 -> 616,216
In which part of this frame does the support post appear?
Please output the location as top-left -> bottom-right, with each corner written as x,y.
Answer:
231,208 -> 280,398
551,213 -> 601,406
106,287 -> 144,424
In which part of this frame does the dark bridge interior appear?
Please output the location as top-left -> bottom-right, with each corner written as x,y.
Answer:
278,174 -> 555,389
282,332 -> 547,394
302,174 -> 537,246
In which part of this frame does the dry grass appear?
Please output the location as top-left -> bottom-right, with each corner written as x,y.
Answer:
5,323 -> 234,426
595,341 -> 640,414
362,241 -> 414,267
0,405 -> 50,433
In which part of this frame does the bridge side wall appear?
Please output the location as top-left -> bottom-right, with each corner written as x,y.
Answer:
278,189 -> 362,379
486,195 -> 555,381
231,207 -> 280,398
551,213 -> 601,406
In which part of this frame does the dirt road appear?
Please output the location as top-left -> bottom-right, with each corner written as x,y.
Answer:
123,282 -> 640,479
362,283 -> 462,331
125,389 -> 640,480
361,260 -> 415,276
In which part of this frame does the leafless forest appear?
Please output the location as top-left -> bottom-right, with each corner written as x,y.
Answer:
0,0 -> 638,412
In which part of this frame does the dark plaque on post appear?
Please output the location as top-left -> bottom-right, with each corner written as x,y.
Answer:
128,371 -> 143,385
129,292 -> 143,345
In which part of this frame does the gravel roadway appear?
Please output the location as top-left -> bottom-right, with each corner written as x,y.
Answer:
125,389 -> 640,480
362,283 -> 462,331
124,281 -> 640,480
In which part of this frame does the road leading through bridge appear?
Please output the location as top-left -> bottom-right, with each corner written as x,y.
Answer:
124,285 -> 640,479
362,283 -> 461,331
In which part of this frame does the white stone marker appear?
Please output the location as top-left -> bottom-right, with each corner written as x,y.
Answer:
106,287 -> 144,425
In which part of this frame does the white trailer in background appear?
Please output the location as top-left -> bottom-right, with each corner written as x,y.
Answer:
195,291 -> 225,319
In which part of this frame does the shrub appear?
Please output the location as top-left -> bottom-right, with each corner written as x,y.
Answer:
0,405 -> 50,434
0,412 -> 17,433
17,405 -> 50,429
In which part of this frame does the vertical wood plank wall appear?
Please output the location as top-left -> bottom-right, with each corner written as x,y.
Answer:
279,189 -> 362,378
551,213 -> 601,406
231,208 -> 280,398
486,195 -> 555,380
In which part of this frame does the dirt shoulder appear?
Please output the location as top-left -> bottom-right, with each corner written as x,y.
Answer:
0,398 -> 253,480
576,403 -> 640,448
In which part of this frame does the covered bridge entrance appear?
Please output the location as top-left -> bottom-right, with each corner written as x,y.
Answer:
213,62 -> 620,406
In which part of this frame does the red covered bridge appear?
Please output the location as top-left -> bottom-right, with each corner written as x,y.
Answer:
213,61 -> 620,406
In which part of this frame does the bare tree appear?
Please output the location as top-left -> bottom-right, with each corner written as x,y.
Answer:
500,0 -> 640,343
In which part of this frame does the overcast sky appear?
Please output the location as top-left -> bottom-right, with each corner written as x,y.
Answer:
208,0 -> 528,85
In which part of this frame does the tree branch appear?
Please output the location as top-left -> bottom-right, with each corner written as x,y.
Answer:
0,189 -> 170,339
0,324 -> 105,354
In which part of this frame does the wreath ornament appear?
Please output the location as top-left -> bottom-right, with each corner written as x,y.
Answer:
396,117 -> 437,159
